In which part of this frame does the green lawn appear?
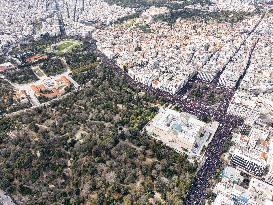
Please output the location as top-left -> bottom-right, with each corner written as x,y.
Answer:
56,41 -> 76,52
47,40 -> 82,55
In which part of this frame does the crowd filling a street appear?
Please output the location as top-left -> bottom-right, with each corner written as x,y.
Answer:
0,0 -> 272,205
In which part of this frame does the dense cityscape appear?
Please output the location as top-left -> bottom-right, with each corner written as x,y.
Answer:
0,0 -> 272,204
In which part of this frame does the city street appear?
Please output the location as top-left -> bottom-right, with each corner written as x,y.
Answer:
0,1 -> 272,204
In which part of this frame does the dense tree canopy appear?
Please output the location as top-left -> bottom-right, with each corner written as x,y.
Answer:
0,62 -> 196,204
